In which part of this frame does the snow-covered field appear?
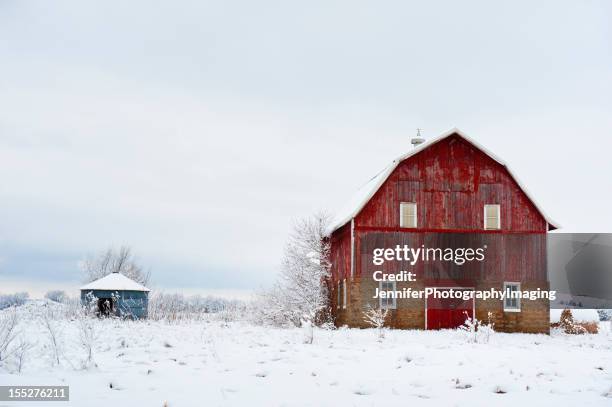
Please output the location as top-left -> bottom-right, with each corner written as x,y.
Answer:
1,302 -> 612,407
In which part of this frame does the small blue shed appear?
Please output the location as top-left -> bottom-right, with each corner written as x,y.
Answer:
80,272 -> 150,319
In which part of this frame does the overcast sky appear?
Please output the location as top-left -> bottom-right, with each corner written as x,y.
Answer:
1,0 -> 611,298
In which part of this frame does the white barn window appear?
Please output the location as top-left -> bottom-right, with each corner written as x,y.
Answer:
337,280 -> 341,309
484,204 -> 500,230
400,202 -> 417,228
504,282 -> 521,312
379,281 -> 397,309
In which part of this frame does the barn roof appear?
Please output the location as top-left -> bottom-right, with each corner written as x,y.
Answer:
80,272 -> 150,292
327,128 -> 560,235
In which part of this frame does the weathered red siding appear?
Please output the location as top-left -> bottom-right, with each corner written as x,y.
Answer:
329,223 -> 351,283
355,135 -> 547,233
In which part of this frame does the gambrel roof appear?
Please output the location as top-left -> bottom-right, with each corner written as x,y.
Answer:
327,128 -> 560,235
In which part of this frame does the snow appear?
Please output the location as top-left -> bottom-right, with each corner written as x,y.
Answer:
327,128 -> 561,235
327,164 -> 391,235
550,309 -> 600,323
80,273 -> 150,292
2,302 -> 612,406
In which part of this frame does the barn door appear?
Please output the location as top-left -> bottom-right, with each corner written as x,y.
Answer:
426,289 -> 474,330
97,298 -> 115,317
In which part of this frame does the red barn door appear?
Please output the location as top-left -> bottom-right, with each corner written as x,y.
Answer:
426,289 -> 474,330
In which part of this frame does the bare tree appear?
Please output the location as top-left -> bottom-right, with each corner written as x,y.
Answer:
257,212 -> 332,335
80,246 -> 150,286
42,310 -> 62,366
362,305 -> 389,341
14,337 -> 34,373
0,307 -> 19,363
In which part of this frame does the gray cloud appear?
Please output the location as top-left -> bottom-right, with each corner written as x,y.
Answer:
0,0 -> 611,295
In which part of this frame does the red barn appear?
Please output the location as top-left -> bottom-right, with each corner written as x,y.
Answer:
328,129 -> 558,333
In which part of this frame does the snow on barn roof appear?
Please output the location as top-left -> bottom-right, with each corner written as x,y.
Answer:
327,128 -> 560,235
80,272 -> 150,292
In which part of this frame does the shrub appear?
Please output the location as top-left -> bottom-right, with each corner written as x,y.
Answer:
557,309 -> 599,334
362,305 -> 389,341
597,309 -> 612,321
0,307 -> 20,363
578,321 -> 598,334
148,292 -> 245,322
0,293 -> 29,310
459,312 -> 495,344
45,290 -> 67,303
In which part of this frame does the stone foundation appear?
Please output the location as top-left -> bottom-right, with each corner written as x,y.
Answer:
332,277 -> 550,334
